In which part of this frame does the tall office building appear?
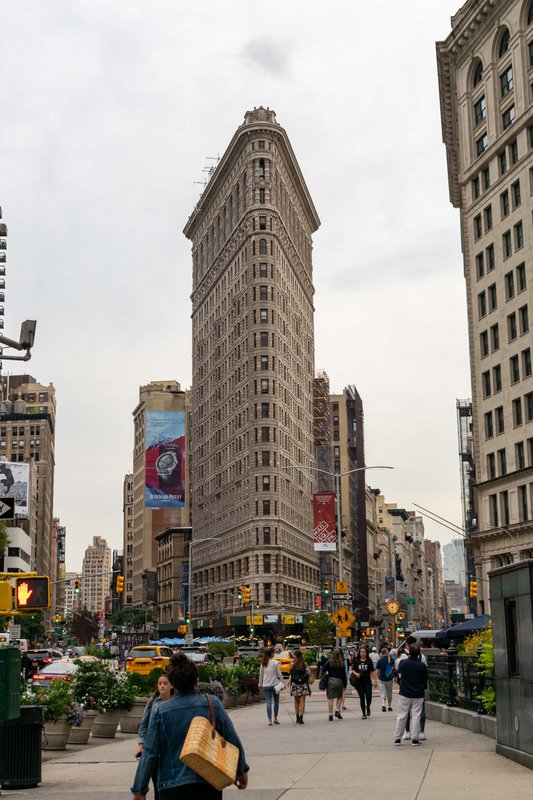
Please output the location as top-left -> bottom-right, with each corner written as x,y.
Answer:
127,381 -> 191,606
437,1 -> 533,611
330,387 -> 365,617
184,107 -> 321,616
81,535 -> 112,616
0,375 -> 55,579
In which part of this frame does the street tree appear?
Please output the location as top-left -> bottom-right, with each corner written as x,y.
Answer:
306,611 -> 335,646
110,606 -> 155,629
70,607 -> 100,644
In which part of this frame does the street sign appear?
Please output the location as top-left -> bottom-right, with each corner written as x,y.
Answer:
8,624 -> 21,638
185,633 -> 194,644
332,607 -> 355,627
335,581 -> 348,593
0,498 -> 15,519
332,593 -> 353,601
336,626 -> 351,638
406,597 -> 416,605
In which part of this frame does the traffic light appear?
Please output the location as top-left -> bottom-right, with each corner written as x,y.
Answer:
14,576 -> 50,610
54,612 -> 62,624
116,575 -> 124,593
314,592 -> 322,612
185,610 -> 191,624
237,585 -> 244,601
74,579 -> 81,594
243,586 -> 251,604
0,580 -> 12,612
469,579 -> 478,598
323,580 -> 330,595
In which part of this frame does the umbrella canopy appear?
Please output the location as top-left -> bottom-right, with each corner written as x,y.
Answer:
435,615 -> 491,640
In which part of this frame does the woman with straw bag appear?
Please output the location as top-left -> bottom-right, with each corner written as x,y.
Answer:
131,652 -> 249,800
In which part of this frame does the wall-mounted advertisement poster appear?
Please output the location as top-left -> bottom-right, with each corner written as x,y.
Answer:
0,461 -> 29,516
313,492 -> 337,551
145,411 -> 186,508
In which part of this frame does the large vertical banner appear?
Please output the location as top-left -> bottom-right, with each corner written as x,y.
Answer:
0,461 -> 30,516
145,411 -> 186,508
313,492 -> 337,551
385,577 -> 395,601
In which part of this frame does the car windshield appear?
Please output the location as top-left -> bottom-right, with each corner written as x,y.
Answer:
131,649 -> 159,658
38,662 -> 77,675
186,652 -> 207,662
275,651 -> 292,659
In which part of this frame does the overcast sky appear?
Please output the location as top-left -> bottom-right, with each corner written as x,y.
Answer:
1,1 -> 470,571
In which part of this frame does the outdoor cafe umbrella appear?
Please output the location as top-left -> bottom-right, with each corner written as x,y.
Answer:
435,614 -> 491,640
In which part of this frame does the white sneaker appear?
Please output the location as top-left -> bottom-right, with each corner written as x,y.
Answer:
419,732 -> 426,741
402,732 -> 411,740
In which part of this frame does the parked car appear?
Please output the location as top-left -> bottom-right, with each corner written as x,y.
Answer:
25,649 -> 64,678
273,650 -> 294,676
31,659 -> 78,689
183,651 -> 220,665
125,645 -> 173,675
236,647 -> 262,659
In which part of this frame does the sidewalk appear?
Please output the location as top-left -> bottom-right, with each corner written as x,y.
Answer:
3,688 -> 532,800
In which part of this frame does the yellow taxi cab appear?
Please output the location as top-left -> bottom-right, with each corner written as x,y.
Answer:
125,645 -> 173,675
273,650 -> 294,676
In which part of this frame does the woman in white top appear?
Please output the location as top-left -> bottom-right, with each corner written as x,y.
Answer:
259,647 -> 284,726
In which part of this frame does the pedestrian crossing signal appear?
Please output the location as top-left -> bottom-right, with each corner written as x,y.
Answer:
14,576 -> 50,610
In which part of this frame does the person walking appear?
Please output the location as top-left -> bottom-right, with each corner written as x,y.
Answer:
376,646 -> 394,712
393,643 -> 428,747
288,649 -> 311,725
369,647 -> 380,689
395,636 -> 427,740
259,647 -> 283,726
351,645 -> 375,719
131,652 -> 249,799
134,674 -> 174,798
322,648 -> 347,721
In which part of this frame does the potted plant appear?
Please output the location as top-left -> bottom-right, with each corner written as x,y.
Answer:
197,679 -> 225,701
92,671 -> 135,738
120,673 -> 151,734
69,660 -> 101,744
22,681 -> 78,750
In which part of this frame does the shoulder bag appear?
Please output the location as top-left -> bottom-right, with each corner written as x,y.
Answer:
318,673 -> 329,691
180,695 -> 240,790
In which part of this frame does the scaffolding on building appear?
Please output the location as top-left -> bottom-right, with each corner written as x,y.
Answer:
456,398 -> 476,534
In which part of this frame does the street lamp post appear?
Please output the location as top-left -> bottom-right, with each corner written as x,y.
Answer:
187,537 -> 221,637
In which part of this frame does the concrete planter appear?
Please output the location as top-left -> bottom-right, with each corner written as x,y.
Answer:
43,717 -> 71,751
68,710 -> 97,745
92,709 -> 122,738
235,692 -> 249,706
222,694 -> 237,709
120,697 -> 148,734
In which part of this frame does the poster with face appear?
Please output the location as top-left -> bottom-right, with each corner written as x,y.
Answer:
0,461 -> 29,516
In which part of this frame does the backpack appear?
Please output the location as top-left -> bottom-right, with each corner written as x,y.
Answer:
384,659 -> 394,679
291,668 -> 308,685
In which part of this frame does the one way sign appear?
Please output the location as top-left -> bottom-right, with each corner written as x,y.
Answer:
0,498 -> 15,519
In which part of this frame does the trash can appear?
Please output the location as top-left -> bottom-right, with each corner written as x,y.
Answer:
0,646 -> 21,721
0,705 -> 43,788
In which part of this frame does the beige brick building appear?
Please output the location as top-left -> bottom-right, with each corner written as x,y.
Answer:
0,374 -> 55,580
81,535 -> 111,617
127,381 -> 191,607
437,0 -> 533,611
184,107 -> 321,617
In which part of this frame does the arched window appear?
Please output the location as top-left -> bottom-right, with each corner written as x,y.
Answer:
259,239 -> 268,255
528,1 -> 533,25
472,59 -> 484,87
498,28 -> 510,58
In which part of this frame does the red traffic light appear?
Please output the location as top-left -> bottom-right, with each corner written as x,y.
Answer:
14,576 -> 50,610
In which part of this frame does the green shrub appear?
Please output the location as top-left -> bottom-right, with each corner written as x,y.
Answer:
208,643 -> 236,660
147,667 -> 165,690
127,672 -> 151,697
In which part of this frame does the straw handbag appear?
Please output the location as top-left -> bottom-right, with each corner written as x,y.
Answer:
180,695 -> 240,790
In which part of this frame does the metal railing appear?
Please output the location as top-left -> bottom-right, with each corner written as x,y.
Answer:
426,647 -> 495,715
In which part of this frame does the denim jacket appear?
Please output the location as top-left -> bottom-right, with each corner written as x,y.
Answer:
131,692 -> 249,794
137,696 -> 162,744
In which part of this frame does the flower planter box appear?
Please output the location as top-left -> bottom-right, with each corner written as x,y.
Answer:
120,697 -> 147,734
68,710 -> 96,745
235,692 -> 249,706
43,718 -> 71,751
222,694 -> 237,709
92,710 -> 122,738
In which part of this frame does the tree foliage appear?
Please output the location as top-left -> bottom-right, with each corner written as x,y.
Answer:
70,607 -> 100,644
110,606 -> 155,628
17,610 -> 45,644
306,611 -> 335,646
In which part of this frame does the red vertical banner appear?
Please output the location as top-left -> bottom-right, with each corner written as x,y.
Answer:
313,492 -> 337,551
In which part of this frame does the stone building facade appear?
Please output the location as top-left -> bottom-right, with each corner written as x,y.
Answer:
437,0 -> 533,611
184,107 -> 321,616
